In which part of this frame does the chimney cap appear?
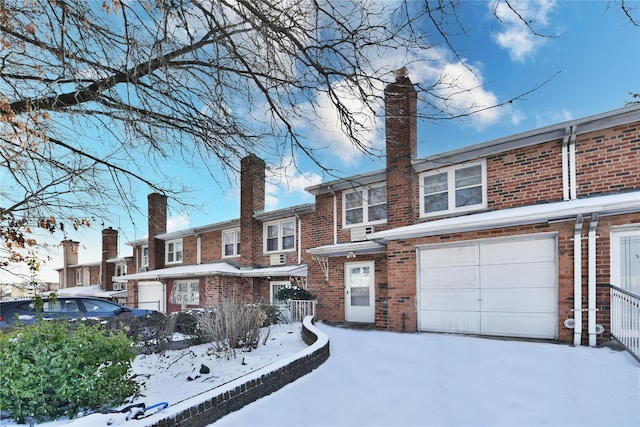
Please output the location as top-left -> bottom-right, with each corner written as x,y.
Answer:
393,67 -> 409,81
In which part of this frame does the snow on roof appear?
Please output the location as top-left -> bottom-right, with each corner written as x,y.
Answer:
307,240 -> 387,257
116,262 -> 307,282
371,191 -> 640,242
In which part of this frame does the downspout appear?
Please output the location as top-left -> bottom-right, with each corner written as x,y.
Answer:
196,235 -> 202,265
296,213 -> 302,264
568,124 -> 578,200
573,214 -> 584,346
588,214 -> 599,347
329,185 -> 338,245
562,127 -> 570,201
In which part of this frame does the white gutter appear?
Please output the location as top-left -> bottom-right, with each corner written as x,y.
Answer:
573,214 -> 584,346
588,214 -> 599,347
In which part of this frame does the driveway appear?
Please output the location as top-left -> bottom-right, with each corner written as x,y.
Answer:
214,323 -> 640,427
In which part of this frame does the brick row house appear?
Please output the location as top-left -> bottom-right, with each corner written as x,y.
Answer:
109,73 -> 639,347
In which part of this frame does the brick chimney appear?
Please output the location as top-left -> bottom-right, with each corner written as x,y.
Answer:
240,154 -> 266,267
60,239 -> 79,289
385,68 -> 418,227
148,193 -> 168,271
101,227 -> 118,290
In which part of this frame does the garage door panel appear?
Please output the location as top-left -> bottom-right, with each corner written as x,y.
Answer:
481,238 -> 555,265
419,245 -> 478,267
420,266 -> 479,289
482,288 -> 556,312
481,312 -> 556,339
481,262 -> 556,288
420,310 -> 480,334
421,289 -> 480,311
417,235 -> 558,339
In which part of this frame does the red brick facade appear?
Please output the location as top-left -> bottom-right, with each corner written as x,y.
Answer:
111,74 -> 639,347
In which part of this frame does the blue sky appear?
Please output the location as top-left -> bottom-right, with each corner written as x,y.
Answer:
6,0 -> 639,283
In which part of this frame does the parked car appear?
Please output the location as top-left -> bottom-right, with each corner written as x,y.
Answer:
0,297 -> 157,328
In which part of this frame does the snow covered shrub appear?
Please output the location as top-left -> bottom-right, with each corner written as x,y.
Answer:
197,298 -> 267,358
276,284 -> 315,301
0,321 -> 139,423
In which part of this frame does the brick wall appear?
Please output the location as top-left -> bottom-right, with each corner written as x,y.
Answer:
487,140 -> 564,209
146,317 -> 329,427
575,123 -> 640,195
148,193 -> 168,272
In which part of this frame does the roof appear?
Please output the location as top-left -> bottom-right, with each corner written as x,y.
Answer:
115,262 -> 307,281
306,241 -> 387,257
307,104 -> 640,195
370,191 -> 640,242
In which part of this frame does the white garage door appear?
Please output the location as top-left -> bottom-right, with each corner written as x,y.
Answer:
418,235 -> 557,339
137,281 -> 165,313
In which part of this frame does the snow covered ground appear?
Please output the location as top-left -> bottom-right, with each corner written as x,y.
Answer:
215,323 -> 640,427
2,322 -> 639,427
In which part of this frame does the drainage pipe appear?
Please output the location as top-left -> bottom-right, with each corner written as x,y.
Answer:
574,214 -> 584,346
588,214 -> 599,347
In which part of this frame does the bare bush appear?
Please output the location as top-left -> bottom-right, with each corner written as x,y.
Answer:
197,299 -> 268,359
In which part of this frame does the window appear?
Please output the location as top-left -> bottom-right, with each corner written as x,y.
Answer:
611,228 -> 640,295
222,228 -> 241,257
420,161 -> 486,217
166,239 -> 183,264
115,263 -> 127,277
141,245 -> 149,267
343,185 -> 387,227
169,280 -> 200,305
264,218 -> 296,253
75,269 -> 82,285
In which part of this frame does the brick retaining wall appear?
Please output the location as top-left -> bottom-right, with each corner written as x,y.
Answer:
145,317 -> 330,427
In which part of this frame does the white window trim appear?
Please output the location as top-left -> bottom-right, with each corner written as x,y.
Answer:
165,238 -> 183,264
222,228 -> 241,258
75,268 -> 82,285
342,184 -> 388,229
610,225 -> 640,295
419,160 -> 487,218
263,217 -> 296,254
141,245 -> 149,267
115,263 -> 127,277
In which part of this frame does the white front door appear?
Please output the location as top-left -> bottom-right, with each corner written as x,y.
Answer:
345,261 -> 375,323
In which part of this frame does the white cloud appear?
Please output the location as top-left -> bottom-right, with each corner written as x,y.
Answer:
167,213 -> 190,232
535,109 -> 573,128
265,157 -> 322,210
490,0 -> 557,62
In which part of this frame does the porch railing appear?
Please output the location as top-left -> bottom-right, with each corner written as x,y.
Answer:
287,299 -> 317,322
610,285 -> 640,362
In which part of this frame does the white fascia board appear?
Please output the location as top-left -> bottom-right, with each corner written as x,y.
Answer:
371,191 -> 640,242
254,204 -> 316,221
155,219 -> 241,241
117,262 -> 242,281
307,241 -> 387,257
240,265 -> 308,278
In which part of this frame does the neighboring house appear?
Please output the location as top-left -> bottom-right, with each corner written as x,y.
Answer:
110,72 -> 638,347
55,228 -> 131,304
